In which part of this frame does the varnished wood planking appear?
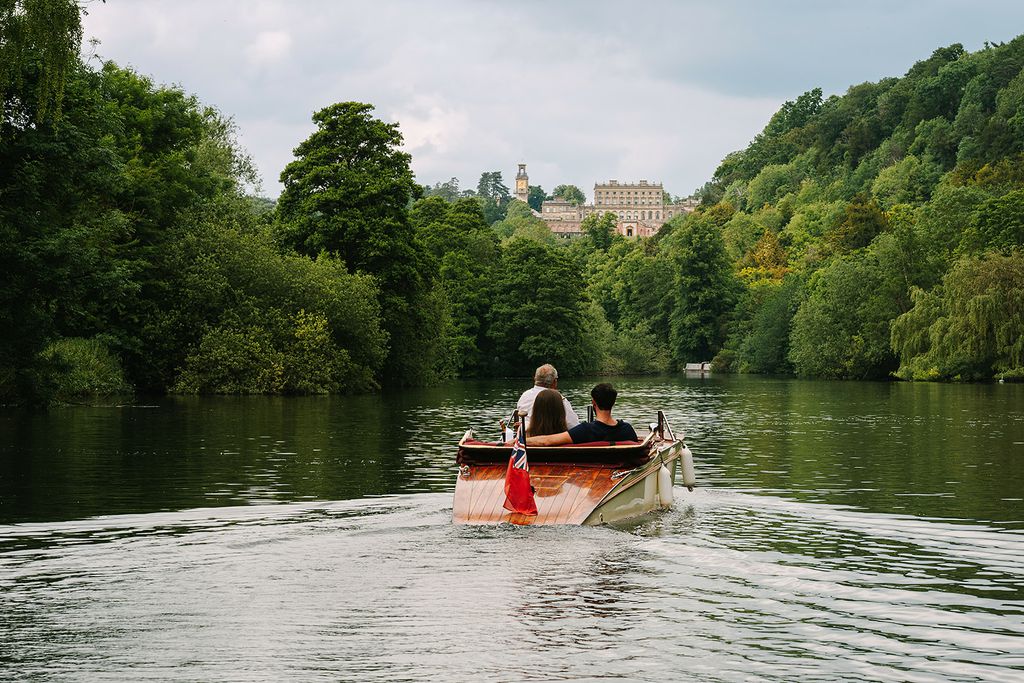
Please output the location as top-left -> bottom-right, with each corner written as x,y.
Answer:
453,463 -> 620,525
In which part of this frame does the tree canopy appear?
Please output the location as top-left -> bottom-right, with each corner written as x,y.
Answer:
552,184 -> 586,205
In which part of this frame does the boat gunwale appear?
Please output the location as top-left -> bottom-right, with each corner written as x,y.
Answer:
457,430 -> 658,464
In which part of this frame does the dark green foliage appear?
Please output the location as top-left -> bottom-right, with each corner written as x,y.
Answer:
487,239 -> 597,376
410,196 -> 499,375
12,29 -> 1024,403
42,337 -> 132,399
552,184 -> 586,205
581,212 -> 617,251
275,102 -> 445,386
475,171 -> 511,224
789,226 -> 934,380
828,193 -> 888,252
0,0 -> 82,122
662,210 -> 738,366
276,102 -> 419,273
721,276 -> 803,374
527,185 -> 547,211
422,177 -> 463,201
962,188 -> 1024,254
157,198 -> 387,394
788,256 -> 895,379
476,171 -> 511,203
1,56 -> 246,401
892,250 -> 1024,380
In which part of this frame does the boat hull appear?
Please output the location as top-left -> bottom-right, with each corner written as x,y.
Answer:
452,442 -> 683,526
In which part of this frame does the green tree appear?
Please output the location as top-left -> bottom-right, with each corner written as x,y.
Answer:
552,184 -> 586,205
491,200 -> 553,243
738,276 -> 803,373
828,193 -> 888,252
0,0 -> 83,123
476,171 -> 511,203
527,184 -> 548,211
960,188 -> 1024,254
581,212 -> 617,251
661,211 -> 737,365
1,57 -> 250,401
275,102 -> 444,385
276,102 -> 419,272
422,177 -> 462,201
410,196 -> 499,374
870,155 -> 942,209
487,238 -> 596,376
789,242 -> 911,379
475,170 -> 511,224
160,198 -> 387,394
892,250 -> 1024,380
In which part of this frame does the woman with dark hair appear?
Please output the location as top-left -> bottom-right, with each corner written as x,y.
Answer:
526,389 -> 568,438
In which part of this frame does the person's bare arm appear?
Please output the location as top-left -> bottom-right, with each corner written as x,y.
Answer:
526,431 -> 572,446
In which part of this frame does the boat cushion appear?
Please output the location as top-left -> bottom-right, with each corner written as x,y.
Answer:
458,437 -> 652,466
461,439 -> 643,447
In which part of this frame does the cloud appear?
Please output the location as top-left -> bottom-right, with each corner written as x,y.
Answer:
80,0 -> 1024,198
390,96 -> 469,156
245,30 -> 292,68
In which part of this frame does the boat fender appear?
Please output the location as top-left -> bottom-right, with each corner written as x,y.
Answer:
657,464 -> 673,508
680,445 -> 696,491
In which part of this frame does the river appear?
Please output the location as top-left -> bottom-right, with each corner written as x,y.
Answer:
1,376 -> 1022,681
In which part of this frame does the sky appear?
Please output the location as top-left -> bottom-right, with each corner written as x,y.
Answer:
81,0 -> 1024,200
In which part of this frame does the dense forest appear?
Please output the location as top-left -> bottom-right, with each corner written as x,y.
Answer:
1,2 -> 1022,405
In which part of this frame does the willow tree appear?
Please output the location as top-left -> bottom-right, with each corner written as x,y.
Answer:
0,0 -> 85,125
891,250 -> 1024,380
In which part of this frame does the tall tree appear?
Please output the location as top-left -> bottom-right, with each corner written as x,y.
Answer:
1,57 -> 249,400
527,185 -> 547,211
275,102 -> 442,385
581,212 -> 617,251
476,171 -> 510,203
476,171 -> 511,224
662,210 -> 738,366
277,102 -> 419,272
487,238 -> 596,376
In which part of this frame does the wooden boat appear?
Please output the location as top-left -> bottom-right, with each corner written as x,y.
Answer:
453,411 -> 694,525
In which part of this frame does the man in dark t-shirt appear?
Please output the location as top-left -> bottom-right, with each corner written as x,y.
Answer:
527,383 -> 638,446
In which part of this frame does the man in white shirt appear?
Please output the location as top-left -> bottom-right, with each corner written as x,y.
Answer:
516,364 -> 581,431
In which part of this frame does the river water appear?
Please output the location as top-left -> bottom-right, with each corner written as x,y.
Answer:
1,376 -> 1022,681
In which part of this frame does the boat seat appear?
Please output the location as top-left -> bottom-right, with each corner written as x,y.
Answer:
458,437 -> 652,466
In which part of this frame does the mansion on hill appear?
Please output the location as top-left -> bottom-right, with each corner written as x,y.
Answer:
514,164 -> 698,238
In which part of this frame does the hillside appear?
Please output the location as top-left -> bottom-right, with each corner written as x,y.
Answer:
688,37 -> 1024,380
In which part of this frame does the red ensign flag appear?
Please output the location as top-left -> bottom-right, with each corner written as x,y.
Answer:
503,425 -> 538,516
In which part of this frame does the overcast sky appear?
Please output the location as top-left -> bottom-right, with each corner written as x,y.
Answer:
82,1 -> 1024,199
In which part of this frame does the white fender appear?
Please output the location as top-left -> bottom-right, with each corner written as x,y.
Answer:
657,464 -> 674,507
643,469 -> 658,508
680,445 -> 696,491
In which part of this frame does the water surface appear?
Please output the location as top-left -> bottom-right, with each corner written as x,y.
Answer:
2,376 -> 1022,681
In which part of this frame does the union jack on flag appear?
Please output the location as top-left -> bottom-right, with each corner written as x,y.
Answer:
510,428 -> 528,471
503,424 -> 537,516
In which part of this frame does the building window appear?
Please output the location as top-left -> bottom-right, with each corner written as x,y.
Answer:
627,228 -> 633,237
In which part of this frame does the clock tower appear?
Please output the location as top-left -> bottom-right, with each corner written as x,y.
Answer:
515,163 -> 529,202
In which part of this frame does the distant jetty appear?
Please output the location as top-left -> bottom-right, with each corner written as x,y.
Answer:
685,362 -> 711,375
